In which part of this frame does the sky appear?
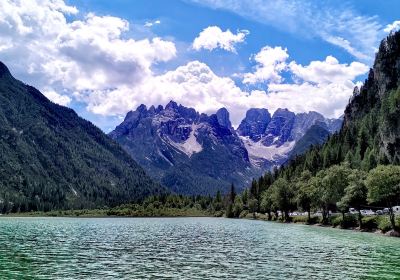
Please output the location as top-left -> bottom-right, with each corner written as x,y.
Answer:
0,0 -> 399,132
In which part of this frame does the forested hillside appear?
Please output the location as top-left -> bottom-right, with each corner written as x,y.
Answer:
0,62 -> 164,213
242,31 -> 400,231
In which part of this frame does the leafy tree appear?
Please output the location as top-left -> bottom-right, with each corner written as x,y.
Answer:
318,165 -> 352,223
366,165 -> 400,230
295,170 -> 314,222
270,178 -> 295,222
338,170 -> 367,228
260,189 -> 274,220
232,196 -> 244,218
336,200 -> 348,227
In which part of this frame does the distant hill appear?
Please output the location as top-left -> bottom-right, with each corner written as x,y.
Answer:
288,122 -> 331,159
0,62 -> 164,213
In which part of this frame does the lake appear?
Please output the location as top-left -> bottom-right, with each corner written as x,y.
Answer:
0,217 -> 399,279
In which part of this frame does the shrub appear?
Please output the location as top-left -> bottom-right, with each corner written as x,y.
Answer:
362,216 -> 379,230
239,210 -> 249,218
377,216 -> 392,232
213,210 -> 224,217
331,215 -> 358,228
309,216 -> 322,224
291,216 -> 321,224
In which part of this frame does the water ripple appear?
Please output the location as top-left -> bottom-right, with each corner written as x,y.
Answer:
0,217 -> 399,279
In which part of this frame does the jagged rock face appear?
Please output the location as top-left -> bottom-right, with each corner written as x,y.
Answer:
263,109 -> 296,146
373,31 -> 400,97
110,103 -> 255,195
341,31 -> 400,164
290,111 -> 325,141
367,32 -> 400,162
237,108 -> 271,141
111,102 -> 342,195
216,107 -> 234,132
239,108 -> 342,169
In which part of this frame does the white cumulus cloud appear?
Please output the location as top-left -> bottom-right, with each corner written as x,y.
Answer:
0,0 -> 369,130
0,0 -> 176,103
190,0 -> 382,62
192,26 -> 249,52
288,55 -> 369,85
243,46 -> 289,84
81,52 -> 368,127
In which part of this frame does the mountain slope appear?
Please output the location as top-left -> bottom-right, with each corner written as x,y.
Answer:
288,122 -> 331,159
271,30 -> 400,180
0,62 -> 164,213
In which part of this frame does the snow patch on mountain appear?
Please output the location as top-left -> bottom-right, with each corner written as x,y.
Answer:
240,136 -> 295,166
167,124 -> 202,157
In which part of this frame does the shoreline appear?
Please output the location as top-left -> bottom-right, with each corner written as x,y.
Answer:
2,212 -> 399,238
243,214 -> 400,238
1,214 -> 213,219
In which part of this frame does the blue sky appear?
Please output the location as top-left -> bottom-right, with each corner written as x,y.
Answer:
67,0 -> 371,74
0,0 -> 399,131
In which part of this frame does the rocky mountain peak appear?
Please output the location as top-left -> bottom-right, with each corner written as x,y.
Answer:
216,107 -> 233,130
237,108 -> 271,141
111,102 -> 342,195
373,31 -> 400,97
165,100 -> 179,110
263,108 -> 296,146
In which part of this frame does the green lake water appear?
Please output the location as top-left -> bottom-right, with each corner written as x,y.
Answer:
0,217 -> 399,279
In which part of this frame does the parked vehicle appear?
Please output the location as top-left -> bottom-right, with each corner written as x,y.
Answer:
360,209 -> 375,216
383,208 -> 390,214
349,208 -> 358,214
314,211 -> 322,217
376,210 -> 383,215
393,206 -> 400,213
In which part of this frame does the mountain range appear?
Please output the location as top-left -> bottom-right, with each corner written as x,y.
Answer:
0,58 -> 342,212
110,102 -> 342,195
